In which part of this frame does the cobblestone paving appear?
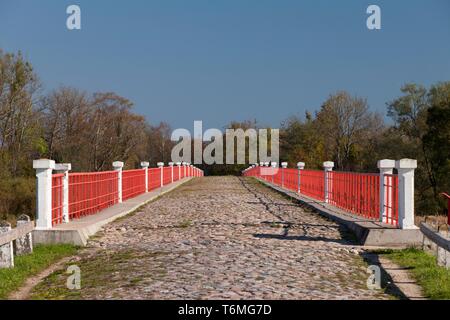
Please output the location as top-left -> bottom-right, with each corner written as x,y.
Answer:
31,177 -> 391,300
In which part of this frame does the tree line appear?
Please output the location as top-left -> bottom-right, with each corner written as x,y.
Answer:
214,86 -> 450,216
0,50 -> 175,221
0,49 -> 449,221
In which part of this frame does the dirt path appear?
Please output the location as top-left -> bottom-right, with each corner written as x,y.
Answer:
9,256 -> 80,300
29,177 -> 393,300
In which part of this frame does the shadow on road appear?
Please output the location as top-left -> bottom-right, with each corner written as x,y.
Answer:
253,233 -> 351,244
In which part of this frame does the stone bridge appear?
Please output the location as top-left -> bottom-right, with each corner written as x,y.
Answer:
30,176 -> 391,299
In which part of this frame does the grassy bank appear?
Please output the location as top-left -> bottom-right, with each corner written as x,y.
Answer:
380,248 -> 450,300
0,244 -> 78,299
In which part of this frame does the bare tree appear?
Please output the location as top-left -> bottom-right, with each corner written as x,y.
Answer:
316,91 -> 380,170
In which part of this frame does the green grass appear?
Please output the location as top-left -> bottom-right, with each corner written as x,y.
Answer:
380,248 -> 450,300
177,219 -> 192,228
0,244 -> 78,299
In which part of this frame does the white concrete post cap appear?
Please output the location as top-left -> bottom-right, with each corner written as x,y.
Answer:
140,161 -> 150,168
395,159 -> 417,169
377,159 -> 395,169
323,161 -> 335,168
281,162 -> 288,168
259,162 -> 264,166
297,162 -> 305,169
55,163 -> 72,171
112,161 -> 124,168
157,162 -> 164,167
33,159 -> 55,169
264,162 -> 270,166
168,162 -> 174,166
176,162 -> 181,166
271,162 -> 278,168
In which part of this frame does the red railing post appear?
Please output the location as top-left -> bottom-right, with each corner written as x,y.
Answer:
377,159 -> 395,223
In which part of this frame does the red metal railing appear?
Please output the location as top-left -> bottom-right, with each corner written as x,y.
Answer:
328,171 -> 380,220
148,168 -> 161,191
122,169 -> 146,201
49,164 -> 203,227
383,174 -> 399,226
68,171 -> 119,220
163,167 -> 172,185
52,174 -> 64,226
273,168 -> 282,185
243,166 -> 398,227
300,170 -> 325,201
174,166 -> 180,181
283,168 -> 299,192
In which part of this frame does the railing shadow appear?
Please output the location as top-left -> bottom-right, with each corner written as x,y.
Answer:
361,252 -> 412,300
252,232 -> 351,245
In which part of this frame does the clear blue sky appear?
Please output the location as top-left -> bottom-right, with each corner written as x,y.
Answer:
1,0 -> 449,130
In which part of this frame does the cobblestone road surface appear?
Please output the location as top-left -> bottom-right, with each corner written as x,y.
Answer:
32,177 -> 391,300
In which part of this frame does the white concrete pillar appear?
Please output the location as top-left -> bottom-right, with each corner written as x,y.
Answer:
323,161 -> 334,203
271,162 -> 277,184
281,162 -> 288,187
15,214 -> 33,255
55,163 -> 71,223
33,159 -> 55,230
176,162 -> 181,180
141,162 -> 149,192
157,162 -> 164,187
396,159 -> 418,229
0,221 -> 14,268
113,161 -> 124,203
377,159 -> 395,223
169,162 -> 174,183
297,162 -> 305,193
